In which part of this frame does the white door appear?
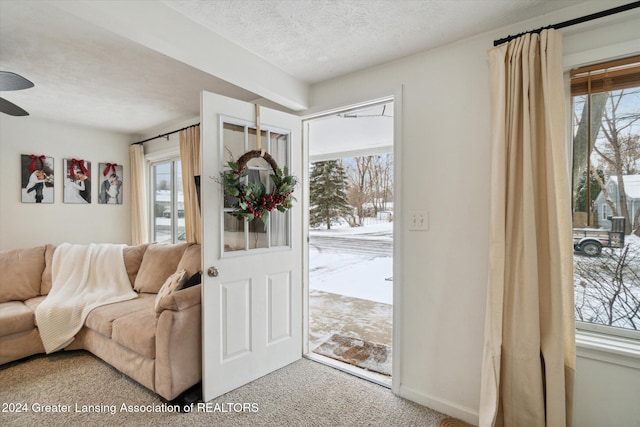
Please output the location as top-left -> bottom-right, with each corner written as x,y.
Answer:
200,91 -> 302,401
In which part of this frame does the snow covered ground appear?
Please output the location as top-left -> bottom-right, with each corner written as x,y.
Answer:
308,219 -> 394,361
574,233 -> 640,330
309,219 -> 393,305
309,218 -> 639,330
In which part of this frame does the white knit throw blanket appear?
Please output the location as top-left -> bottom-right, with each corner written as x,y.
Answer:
35,243 -> 138,354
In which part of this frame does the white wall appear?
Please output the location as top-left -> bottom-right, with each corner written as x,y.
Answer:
574,346 -> 640,427
0,116 -> 132,250
308,2 -> 640,425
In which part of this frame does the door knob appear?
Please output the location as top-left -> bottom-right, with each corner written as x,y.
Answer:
207,266 -> 219,277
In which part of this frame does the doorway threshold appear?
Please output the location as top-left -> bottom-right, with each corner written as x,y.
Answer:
304,352 -> 392,388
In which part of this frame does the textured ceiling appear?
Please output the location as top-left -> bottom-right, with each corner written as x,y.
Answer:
0,0 -> 595,135
0,1 -> 261,135
163,0 -> 586,84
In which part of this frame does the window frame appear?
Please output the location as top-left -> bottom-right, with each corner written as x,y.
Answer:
219,115 -> 293,256
146,151 -> 184,244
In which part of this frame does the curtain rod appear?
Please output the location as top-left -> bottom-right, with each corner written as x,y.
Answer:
493,1 -> 640,46
131,123 -> 200,145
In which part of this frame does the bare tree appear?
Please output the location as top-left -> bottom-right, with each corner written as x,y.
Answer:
574,244 -> 640,329
592,90 -> 640,234
609,134 -> 640,175
345,186 -> 365,226
368,158 -> 381,215
590,162 -> 618,217
345,156 -> 371,225
367,154 -> 393,214
343,154 -> 394,226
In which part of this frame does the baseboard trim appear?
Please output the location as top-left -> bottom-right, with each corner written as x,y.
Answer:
398,384 -> 479,426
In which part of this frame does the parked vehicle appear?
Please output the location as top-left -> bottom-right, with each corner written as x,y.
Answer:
573,216 -> 625,256
162,206 -> 184,218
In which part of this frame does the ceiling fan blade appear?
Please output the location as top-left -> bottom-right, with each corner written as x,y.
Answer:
0,71 -> 34,91
0,97 -> 29,116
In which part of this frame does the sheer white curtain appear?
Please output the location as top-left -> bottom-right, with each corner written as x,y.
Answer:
179,125 -> 202,244
479,29 -> 575,427
129,144 -> 149,245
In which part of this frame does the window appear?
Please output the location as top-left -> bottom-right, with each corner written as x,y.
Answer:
570,55 -> 640,336
150,158 -> 185,243
221,120 -> 291,253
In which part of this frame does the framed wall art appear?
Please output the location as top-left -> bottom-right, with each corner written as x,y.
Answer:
21,154 -> 54,204
98,162 -> 123,205
63,158 -> 92,204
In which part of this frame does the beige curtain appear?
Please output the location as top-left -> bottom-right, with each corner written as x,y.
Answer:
129,144 -> 149,245
179,125 -> 202,244
479,29 -> 575,427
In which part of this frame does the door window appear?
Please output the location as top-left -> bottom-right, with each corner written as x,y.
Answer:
221,120 -> 291,253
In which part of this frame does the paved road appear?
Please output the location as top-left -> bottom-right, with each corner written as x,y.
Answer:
309,233 -> 393,257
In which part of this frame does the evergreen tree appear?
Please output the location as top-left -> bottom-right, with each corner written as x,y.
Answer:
309,160 -> 351,229
575,168 -> 604,212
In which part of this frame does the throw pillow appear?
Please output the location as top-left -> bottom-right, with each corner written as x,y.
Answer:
154,269 -> 188,311
0,246 -> 46,303
182,271 -> 201,289
134,242 -> 189,293
176,244 -> 201,278
122,243 -> 149,287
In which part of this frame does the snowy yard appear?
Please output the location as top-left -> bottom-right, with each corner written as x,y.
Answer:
309,220 -> 392,305
308,219 -> 393,358
309,219 -> 639,331
574,233 -> 640,330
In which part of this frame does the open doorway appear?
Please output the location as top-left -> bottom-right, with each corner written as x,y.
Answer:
304,100 -> 394,387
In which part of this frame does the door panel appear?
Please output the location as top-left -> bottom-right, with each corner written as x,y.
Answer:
267,271 -> 292,344
220,278 -> 252,360
200,91 -> 302,401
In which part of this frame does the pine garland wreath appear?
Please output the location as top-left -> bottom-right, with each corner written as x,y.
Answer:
221,150 -> 296,225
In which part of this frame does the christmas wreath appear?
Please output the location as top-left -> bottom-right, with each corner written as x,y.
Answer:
221,150 -> 296,225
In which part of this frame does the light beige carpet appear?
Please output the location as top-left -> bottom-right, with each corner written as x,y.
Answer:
0,350 -> 451,426
313,334 -> 391,376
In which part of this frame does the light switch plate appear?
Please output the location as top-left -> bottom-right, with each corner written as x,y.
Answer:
409,211 -> 428,231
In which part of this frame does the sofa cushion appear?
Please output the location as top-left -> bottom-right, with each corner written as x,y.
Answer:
40,244 -> 56,296
0,301 -> 35,336
111,308 -> 157,359
175,244 -> 201,278
84,294 -> 155,338
154,269 -> 188,311
134,243 -> 190,294
0,246 -> 46,303
123,244 -> 149,287
24,296 -> 47,326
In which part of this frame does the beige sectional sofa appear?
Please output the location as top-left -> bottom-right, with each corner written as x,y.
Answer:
0,242 -> 202,402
